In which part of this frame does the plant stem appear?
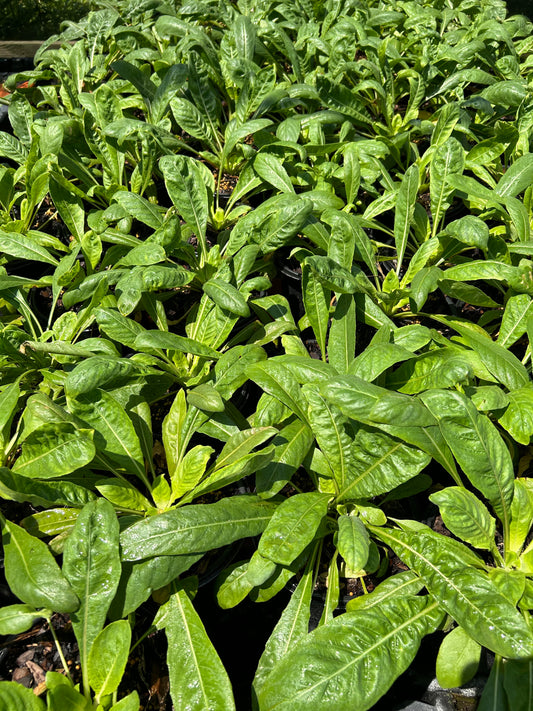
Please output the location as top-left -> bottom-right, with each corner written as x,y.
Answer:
48,617 -> 74,684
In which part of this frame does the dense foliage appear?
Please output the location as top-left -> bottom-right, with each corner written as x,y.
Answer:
1,0 -> 533,708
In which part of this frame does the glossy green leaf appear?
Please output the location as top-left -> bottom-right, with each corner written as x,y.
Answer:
157,588 -> 235,710
109,692 -> 140,711
216,561 -> 255,609
88,620 -> 131,699
0,467 -> 96,509
65,356 -> 137,397
171,444 -> 213,500
328,294 -> 356,373
429,487 -> 496,550
350,343 -> 412,383
342,426 -> 430,501
247,360 -> 309,424
134,330 -> 220,360
499,387 -> 533,445
120,496 -> 276,560
109,553 -> 202,620
346,571 -> 423,612
62,500 -> 121,669
509,479 -> 533,555
430,137 -> 464,236
12,422 -> 95,479
303,384 -> 353,493
256,420 -> 314,498
94,308 -> 146,349
0,231 -> 58,265
395,163 -> 419,272
254,152 -> 294,194
436,625 -> 481,689
497,294 -> 533,348
253,562 -> 314,696
257,595 -> 442,711
49,177 -> 85,243
337,515 -> 369,572
496,153 -> 533,198
1,518 -> 78,612
203,279 -> 250,317
421,389 -> 514,527
0,681 -> 46,711
387,349 -> 472,394
302,263 -> 329,359
0,604 -> 50,635
160,155 -> 208,254
374,527 -> 533,659
258,492 -> 330,566
304,255 -> 358,294
68,390 -> 146,482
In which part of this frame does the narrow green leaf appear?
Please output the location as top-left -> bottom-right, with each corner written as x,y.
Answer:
257,595 -> 442,711
158,589 -> 235,710
429,487 -> 496,550
436,626 -> 481,689
203,279 -> 250,317
120,496 -> 276,560
12,423 -> 95,479
63,500 -> 121,669
258,492 -> 330,566
88,620 -> 131,699
395,163 -> 419,272
2,519 -> 78,613
374,527 -> 533,659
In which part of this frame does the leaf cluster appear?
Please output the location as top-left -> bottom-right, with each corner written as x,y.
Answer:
1,0 -> 533,709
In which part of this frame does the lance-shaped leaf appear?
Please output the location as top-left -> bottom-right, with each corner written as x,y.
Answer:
203,279 -> 250,318
134,330 -> 220,360
159,154 -> 208,260
254,152 -> 295,194
429,487 -> 496,550
430,137 -> 464,236
303,384 -> 353,493
12,423 -> 95,479
157,588 -> 235,711
328,294 -> 356,373
497,294 -> 533,349
1,519 -> 78,613
436,626 -> 481,690
337,515 -> 370,572
395,163 -> 419,272
254,561 -> 314,696
257,595 -> 443,711
340,426 -> 430,501
346,570 -> 423,612
302,263 -> 330,359
258,492 -> 330,566
247,361 -> 309,423
496,153 -> 533,198
373,526 -> 533,659
433,315 -> 529,390
0,467 -> 96,509
256,420 -> 314,498
68,390 -> 146,483
63,500 -> 121,670
88,620 -> 131,701
0,681 -> 46,711
120,496 -> 276,560
109,553 -> 202,620
0,604 -> 51,636
0,231 -> 58,266
420,389 -> 514,529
